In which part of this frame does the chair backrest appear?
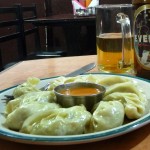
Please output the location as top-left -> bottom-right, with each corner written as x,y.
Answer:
0,7 -> 20,42
0,5 -> 26,70
16,3 -> 41,58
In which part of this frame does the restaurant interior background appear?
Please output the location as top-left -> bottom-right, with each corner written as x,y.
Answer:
0,0 -> 131,69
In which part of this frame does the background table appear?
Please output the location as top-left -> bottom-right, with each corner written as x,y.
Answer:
27,14 -> 95,25
0,55 -> 150,150
26,14 -> 96,56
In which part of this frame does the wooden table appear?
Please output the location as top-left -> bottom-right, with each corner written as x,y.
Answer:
26,14 -> 95,26
26,14 -> 96,56
0,55 -> 150,150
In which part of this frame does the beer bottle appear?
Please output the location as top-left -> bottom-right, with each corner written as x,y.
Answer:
132,0 -> 150,79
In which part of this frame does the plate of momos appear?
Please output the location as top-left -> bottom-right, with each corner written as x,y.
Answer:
0,73 -> 150,145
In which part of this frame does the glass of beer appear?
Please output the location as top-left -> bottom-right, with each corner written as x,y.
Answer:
96,4 -> 134,74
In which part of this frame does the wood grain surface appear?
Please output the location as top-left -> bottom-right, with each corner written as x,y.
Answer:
0,55 -> 150,150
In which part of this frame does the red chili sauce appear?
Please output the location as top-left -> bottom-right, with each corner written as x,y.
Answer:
60,87 -> 101,96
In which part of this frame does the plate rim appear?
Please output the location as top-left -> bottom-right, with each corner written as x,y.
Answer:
0,73 -> 150,145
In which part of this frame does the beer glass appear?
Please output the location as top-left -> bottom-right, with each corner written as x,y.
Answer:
96,4 -> 134,74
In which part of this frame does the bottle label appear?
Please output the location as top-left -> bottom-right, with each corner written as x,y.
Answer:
134,4 -> 150,70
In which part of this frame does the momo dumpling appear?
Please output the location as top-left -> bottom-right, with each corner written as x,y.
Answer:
4,102 -> 60,130
21,106 -> 91,135
65,76 -> 84,83
47,76 -> 82,91
86,101 -> 124,133
47,75 -> 96,91
103,92 -> 147,119
79,74 -> 102,83
47,76 -> 67,91
97,76 -> 130,86
5,91 -> 56,114
104,82 -> 146,101
19,91 -> 56,104
13,77 -> 40,98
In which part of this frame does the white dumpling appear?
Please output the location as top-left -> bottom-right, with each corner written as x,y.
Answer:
104,82 -> 146,102
81,74 -> 102,83
86,101 -> 124,133
4,102 -> 60,130
13,77 -> 40,98
21,106 -> 91,135
97,76 -> 130,86
20,91 -> 56,104
103,92 -> 147,119
47,76 -> 67,91
47,75 -> 130,91
5,91 -> 56,114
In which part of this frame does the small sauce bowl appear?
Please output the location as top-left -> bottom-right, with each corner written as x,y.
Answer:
54,82 -> 106,111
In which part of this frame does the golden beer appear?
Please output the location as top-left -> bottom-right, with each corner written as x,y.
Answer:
97,33 -> 134,74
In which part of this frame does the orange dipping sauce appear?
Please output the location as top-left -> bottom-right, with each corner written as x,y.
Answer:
60,87 -> 101,96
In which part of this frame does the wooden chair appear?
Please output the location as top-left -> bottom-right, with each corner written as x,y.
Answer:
17,3 -> 66,59
0,5 -> 25,71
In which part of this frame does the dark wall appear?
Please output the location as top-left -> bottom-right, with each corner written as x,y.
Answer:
100,0 -> 132,4
0,0 -> 46,66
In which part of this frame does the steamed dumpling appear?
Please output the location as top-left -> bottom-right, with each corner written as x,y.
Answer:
103,81 -> 147,119
103,92 -> 147,119
4,102 -> 60,130
47,75 -> 100,91
97,76 -> 130,86
13,77 -> 40,98
47,75 -> 130,91
21,106 -> 91,135
86,101 -> 124,133
47,76 -> 67,91
5,91 -> 56,114
104,82 -> 146,102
